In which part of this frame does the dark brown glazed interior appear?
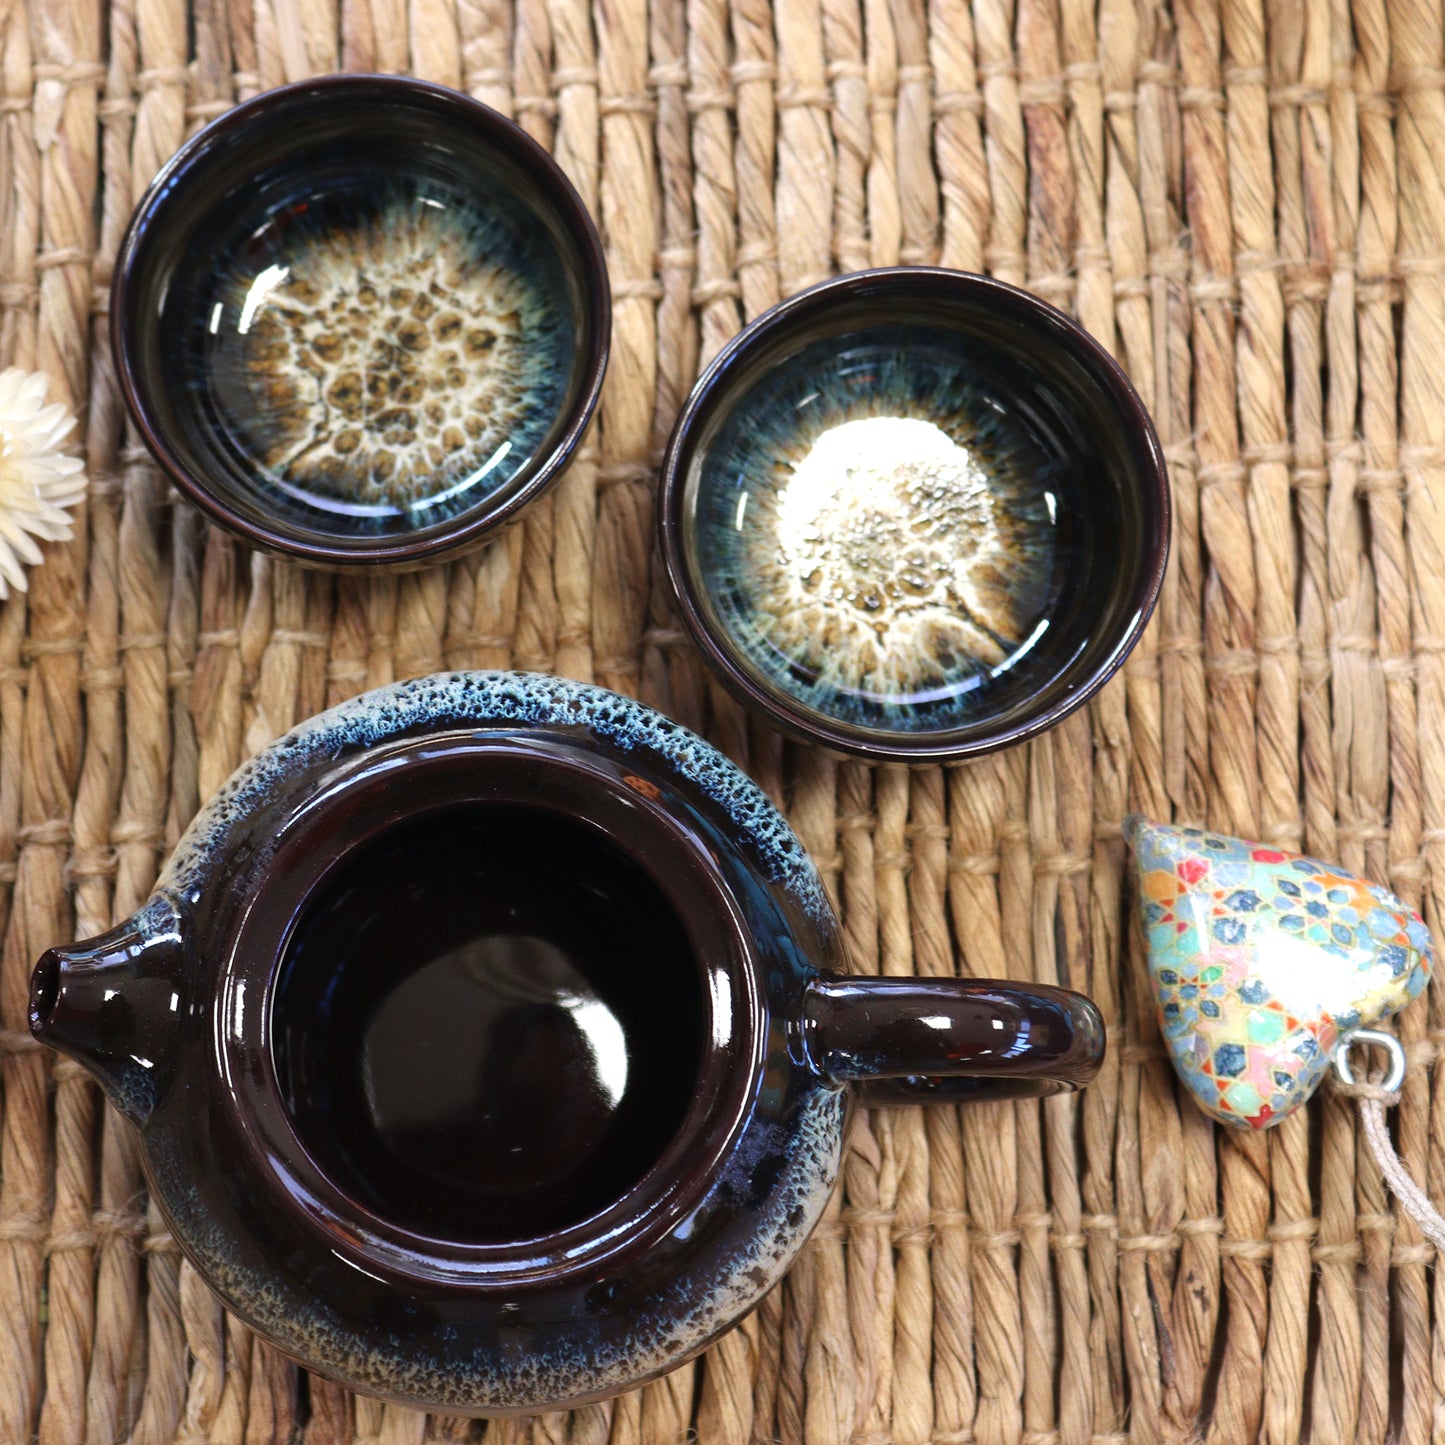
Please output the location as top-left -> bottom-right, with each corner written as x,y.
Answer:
272,803 -> 708,1243
210,733 -> 764,1279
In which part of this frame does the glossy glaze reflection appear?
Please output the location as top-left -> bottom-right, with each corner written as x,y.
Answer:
184,159 -> 573,535
274,806 -> 704,1241
661,270 -> 1171,762
689,335 -> 1072,733
1128,818 -> 1432,1129
113,78 -> 609,567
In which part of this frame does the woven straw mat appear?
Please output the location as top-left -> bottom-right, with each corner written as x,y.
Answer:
4,0 -> 1445,1439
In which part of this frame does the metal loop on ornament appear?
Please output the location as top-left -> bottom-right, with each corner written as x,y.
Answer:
1333,1027 -> 1408,1095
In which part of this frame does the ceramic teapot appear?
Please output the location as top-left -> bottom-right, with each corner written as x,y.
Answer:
31,673 -> 1104,1414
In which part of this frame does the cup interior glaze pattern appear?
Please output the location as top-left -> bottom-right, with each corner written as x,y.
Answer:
659,267 -> 1170,763
113,76 -> 609,568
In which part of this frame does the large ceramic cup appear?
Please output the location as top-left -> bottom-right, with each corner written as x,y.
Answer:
113,77 -> 609,569
659,268 -> 1170,763
30,674 -> 1103,1415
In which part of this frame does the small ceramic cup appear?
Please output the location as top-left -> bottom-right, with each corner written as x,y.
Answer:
659,267 -> 1170,763
30,672 -> 1104,1415
113,76 -> 609,568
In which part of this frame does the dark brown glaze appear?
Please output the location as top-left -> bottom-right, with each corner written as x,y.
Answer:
657,267 -> 1171,764
111,76 -> 610,570
804,976 -> 1106,1106
29,673 -> 1105,1414
272,805 -> 708,1242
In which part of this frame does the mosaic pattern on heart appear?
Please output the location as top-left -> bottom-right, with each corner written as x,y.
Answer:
1126,817 -> 1433,1129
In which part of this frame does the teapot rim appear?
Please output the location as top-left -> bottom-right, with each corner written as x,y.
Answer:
193,726 -> 775,1288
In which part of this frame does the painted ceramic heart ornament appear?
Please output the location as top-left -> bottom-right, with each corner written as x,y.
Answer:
1126,817 -> 1433,1129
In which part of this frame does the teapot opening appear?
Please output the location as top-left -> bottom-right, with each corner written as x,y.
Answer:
271,801 -> 713,1246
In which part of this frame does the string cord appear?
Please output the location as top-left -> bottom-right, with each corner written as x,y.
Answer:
1333,1031 -> 1445,1252
1353,1087 -> 1445,1252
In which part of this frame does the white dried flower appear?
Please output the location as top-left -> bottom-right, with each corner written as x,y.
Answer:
0,367 -> 86,599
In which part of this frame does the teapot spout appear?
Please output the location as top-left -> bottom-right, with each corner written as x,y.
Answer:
30,894 -> 187,1127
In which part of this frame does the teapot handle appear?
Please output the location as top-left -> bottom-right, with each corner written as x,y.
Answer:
802,976 -> 1105,1106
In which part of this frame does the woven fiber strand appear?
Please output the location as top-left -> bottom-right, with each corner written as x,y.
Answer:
0,0 -> 1443,1436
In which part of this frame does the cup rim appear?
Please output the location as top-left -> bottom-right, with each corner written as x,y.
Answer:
656,265 -> 1171,764
111,73 -> 611,569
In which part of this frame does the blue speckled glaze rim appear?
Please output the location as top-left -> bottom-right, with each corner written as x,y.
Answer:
113,74 -> 611,571
157,670 -> 833,926
154,1086 -> 847,1413
657,266 -> 1172,765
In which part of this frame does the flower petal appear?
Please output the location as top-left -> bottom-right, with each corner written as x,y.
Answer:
0,366 -> 85,594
